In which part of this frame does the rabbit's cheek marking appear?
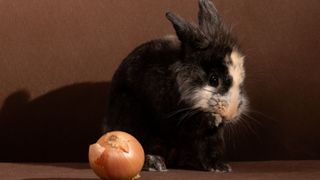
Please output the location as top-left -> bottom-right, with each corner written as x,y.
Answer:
192,85 -> 216,110
221,51 -> 245,121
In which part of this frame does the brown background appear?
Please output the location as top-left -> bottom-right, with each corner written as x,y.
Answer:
0,0 -> 319,162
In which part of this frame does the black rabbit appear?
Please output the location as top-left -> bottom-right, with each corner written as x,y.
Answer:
103,0 -> 248,172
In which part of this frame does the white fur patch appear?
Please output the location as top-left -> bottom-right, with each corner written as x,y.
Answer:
192,85 -> 216,109
221,50 -> 245,120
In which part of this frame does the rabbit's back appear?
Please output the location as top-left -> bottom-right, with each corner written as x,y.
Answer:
111,36 -> 182,107
113,35 -> 181,87
104,35 -> 183,137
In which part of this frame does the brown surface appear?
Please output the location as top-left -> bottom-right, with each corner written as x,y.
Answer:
1,161 -> 320,180
0,0 -> 320,162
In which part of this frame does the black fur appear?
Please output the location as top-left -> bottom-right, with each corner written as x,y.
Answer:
103,0 -> 243,172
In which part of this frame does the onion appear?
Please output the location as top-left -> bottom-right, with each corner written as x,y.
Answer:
89,131 -> 145,180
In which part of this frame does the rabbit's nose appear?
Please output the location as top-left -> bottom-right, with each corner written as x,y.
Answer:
221,111 -> 237,122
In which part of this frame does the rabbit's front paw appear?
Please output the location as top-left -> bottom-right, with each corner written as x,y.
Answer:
143,154 -> 167,172
209,162 -> 232,173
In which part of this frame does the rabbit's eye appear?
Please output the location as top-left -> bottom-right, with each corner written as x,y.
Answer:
209,74 -> 219,87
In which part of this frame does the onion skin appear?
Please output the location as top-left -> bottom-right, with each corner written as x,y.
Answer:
89,131 -> 145,180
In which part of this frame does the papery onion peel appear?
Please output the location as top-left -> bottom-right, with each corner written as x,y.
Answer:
89,131 -> 145,180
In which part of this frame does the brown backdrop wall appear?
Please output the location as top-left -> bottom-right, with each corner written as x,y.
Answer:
0,0 -> 319,162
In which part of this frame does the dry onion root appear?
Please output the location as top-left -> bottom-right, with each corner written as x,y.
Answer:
89,131 -> 145,180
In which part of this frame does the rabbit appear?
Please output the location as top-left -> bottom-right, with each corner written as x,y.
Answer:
103,0 -> 248,172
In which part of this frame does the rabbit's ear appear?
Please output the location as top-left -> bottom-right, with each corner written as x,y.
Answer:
166,12 -> 209,49
198,0 -> 221,35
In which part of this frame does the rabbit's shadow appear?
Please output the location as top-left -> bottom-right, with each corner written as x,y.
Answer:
0,82 -> 110,162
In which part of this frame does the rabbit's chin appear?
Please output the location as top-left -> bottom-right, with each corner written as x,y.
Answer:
210,112 -> 241,127
210,113 -> 223,127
